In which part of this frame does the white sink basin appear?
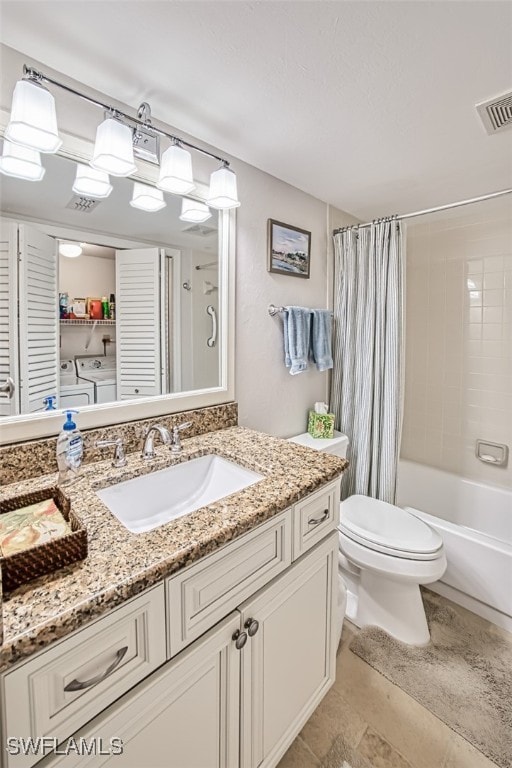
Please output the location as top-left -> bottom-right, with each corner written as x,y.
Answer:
96,454 -> 264,534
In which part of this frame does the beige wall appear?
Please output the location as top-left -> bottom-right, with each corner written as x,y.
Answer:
401,196 -> 512,488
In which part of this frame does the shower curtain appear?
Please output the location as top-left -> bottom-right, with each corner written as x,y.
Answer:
330,219 -> 404,503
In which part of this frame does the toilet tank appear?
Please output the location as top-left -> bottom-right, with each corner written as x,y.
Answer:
287,430 -> 349,458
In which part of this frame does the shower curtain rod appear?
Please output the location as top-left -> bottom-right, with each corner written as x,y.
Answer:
333,188 -> 512,234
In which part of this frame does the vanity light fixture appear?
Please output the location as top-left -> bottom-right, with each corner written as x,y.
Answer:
72,164 -> 113,198
207,163 -> 241,210
0,140 -> 46,181
157,141 -> 195,195
59,241 -> 82,258
130,182 -> 166,212
4,64 -> 241,210
5,73 -> 62,153
91,116 -> 137,177
179,198 -> 212,223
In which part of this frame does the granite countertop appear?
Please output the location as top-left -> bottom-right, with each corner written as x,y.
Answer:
0,426 -> 347,673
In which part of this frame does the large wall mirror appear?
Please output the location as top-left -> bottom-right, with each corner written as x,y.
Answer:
0,145 -> 235,443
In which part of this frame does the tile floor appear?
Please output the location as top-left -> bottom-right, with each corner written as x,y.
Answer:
277,617 -> 500,768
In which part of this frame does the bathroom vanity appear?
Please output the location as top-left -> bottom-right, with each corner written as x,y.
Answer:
0,426 -> 346,768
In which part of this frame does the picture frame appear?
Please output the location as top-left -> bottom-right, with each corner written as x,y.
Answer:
267,219 -> 311,278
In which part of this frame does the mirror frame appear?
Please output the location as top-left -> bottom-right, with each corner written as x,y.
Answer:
0,117 -> 235,445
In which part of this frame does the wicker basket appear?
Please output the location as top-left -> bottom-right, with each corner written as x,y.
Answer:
0,486 -> 87,593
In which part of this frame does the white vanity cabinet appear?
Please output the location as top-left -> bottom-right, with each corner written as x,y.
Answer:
1,479 -> 341,768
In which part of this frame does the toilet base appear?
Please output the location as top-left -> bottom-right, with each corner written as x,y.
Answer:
356,570 -> 431,646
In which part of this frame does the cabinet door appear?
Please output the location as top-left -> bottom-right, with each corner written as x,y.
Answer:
18,223 -> 59,413
115,247 -> 163,400
0,219 -> 18,416
46,613 -> 241,768
240,533 -> 338,768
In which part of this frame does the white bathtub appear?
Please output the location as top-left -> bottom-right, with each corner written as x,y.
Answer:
396,460 -> 512,632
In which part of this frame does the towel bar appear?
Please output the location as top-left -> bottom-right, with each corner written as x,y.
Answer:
268,304 -> 333,317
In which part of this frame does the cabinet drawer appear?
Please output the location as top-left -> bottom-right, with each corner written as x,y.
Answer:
167,509 -> 292,655
2,584 -> 166,768
292,481 -> 340,560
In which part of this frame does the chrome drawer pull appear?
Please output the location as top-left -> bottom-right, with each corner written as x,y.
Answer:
308,509 -> 329,526
63,646 -> 128,692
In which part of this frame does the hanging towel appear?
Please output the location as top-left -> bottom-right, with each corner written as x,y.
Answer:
283,307 -> 311,375
311,309 -> 333,371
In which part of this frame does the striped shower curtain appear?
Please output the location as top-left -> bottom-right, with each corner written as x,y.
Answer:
330,219 -> 404,503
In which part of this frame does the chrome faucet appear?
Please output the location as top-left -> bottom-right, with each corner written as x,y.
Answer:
141,425 -> 172,460
171,421 -> 192,454
96,438 -> 127,468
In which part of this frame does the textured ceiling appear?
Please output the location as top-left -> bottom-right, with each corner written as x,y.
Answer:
1,1 -> 511,219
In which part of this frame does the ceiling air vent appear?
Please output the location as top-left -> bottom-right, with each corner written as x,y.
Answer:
182,223 -> 217,237
65,195 -> 101,213
476,92 -> 512,135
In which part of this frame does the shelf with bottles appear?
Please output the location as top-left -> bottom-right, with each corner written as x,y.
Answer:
60,318 -> 116,326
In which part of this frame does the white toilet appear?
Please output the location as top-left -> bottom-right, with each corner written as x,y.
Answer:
288,431 -> 447,646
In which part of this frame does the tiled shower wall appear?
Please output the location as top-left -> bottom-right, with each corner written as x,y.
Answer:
401,197 -> 512,488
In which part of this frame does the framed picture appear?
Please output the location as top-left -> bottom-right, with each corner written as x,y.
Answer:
267,219 -> 311,278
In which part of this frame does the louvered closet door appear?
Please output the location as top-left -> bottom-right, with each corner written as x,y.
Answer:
116,248 -> 163,400
18,224 -> 59,414
0,220 -> 18,416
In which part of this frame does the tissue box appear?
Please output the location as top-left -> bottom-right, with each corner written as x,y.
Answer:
307,411 -> 335,439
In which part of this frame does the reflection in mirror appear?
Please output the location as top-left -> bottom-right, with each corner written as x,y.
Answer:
0,152 -> 221,417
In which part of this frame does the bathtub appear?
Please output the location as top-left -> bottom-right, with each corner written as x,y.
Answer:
396,460 -> 512,632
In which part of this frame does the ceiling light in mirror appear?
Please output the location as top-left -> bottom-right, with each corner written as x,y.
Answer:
5,77 -> 62,154
91,117 -> 137,177
72,164 -> 113,198
180,198 -> 212,223
0,140 -> 45,181
157,143 -> 195,195
130,182 -> 166,212
207,164 -> 240,209
59,241 -> 82,258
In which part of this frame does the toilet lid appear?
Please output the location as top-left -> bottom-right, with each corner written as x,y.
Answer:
339,495 -> 443,558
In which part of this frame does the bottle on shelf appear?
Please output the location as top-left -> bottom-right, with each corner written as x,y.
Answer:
101,296 -> 110,319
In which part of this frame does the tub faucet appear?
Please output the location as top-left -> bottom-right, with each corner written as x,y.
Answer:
141,425 -> 172,460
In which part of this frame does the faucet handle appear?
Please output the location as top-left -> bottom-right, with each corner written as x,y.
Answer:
96,438 -> 127,468
171,422 -> 192,454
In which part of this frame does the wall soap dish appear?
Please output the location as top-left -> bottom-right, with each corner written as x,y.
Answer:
475,440 -> 509,467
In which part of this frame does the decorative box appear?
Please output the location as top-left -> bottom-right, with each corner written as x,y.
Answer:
0,486 -> 87,593
307,411 -> 335,439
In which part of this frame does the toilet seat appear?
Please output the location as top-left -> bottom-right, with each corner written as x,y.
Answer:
339,494 -> 443,561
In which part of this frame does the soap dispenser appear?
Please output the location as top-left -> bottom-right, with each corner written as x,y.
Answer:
56,410 -> 84,485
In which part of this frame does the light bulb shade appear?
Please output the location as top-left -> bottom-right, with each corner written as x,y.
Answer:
5,79 -> 62,153
90,117 -> 137,177
179,198 -> 212,223
157,144 -> 195,194
130,182 -> 166,212
206,165 -> 240,209
59,242 -> 82,258
0,140 -> 45,181
72,164 -> 113,198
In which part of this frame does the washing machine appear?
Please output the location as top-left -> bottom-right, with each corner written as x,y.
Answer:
75,356 -> 117,404
59,359 -> 95,408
